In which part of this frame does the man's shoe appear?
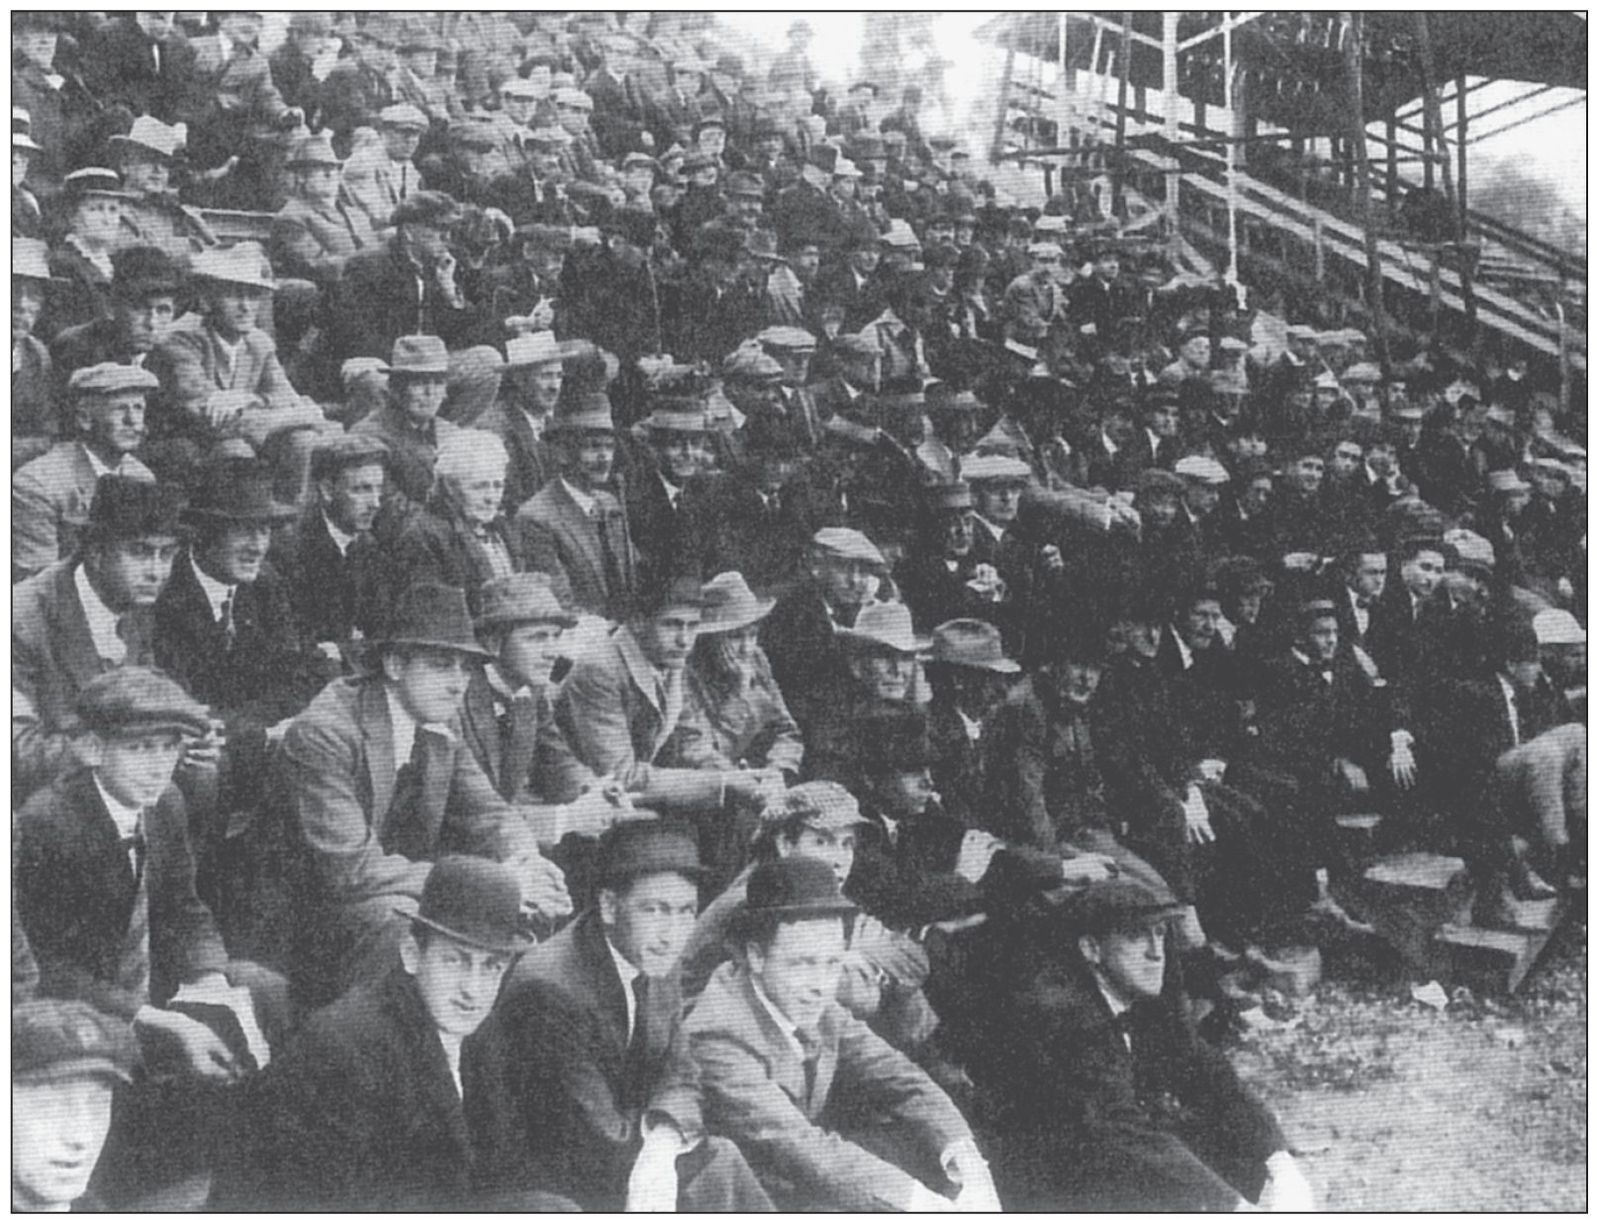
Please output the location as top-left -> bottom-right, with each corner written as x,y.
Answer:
1506,858 -> 1559,901
1304,894 -> 1376,938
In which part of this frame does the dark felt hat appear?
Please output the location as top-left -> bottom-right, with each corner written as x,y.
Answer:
111,244 -> 184,299
596,820 -> 706,888
731,856 -> 857,936
182,457 -> 298,524
380,583 -> 494,658
76,666 -> 211,739
403,855 -> 530,955
475,572 -> 578,630
1056,877 -> 1184,936
310,432 -> 390,483
13,999 -> 139,1086
84,475 -> 186,543
391,190 -> 460,230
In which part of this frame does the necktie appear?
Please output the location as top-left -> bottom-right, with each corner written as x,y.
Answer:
385,730 -> 447,860
219,589 -> 237,648
594,507 -> 626,608
629,974 -> 650,1047
122,824 -> 146,882
795,1027 -> 821,1105
1108,1008 -> 1136,1052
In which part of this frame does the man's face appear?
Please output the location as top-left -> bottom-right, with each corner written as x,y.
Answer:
1083,924 -> 1166,1003
1350,553 -> 1388,601
77,391 -> 147,456
448,467 -> 505,526
729,192 -> 763,224
75,197 -> 124,247
1531,468 -> 1568,501
973,481 -> 1023,525
1140,492 -> 1179,529
940,509 -> 974,558
556,102 -> 589,136
1147,405 -> 1180,439
926,221 -> 954,247
503,95 -> 537,126
321,461 -> 384,534
1095,254 -> 1121,282
115,293 -> 177,353
1541,643 -> 1585,689
15,30 -> 58,71
209,288 -> 266,339
199,522 -> 272,584
405,932 -> 509,1040
1242,474 -> 1272,515
1182,599 -> 1223,650
86,535 -> 180,608
1303,615 -> 1339,663
623,164 -> 654,197
382,124 -> 424,162
12,278 -> 44,339
1030,249 -> 1062,279
1288,456 -> 1325,495
777,824 -> 857,885
496,622 -> 563,689
1366,442 -> 1396,478
121,151 -> 170,197
564,432 -> 615,489
697,126 -> 726,157
509,362 -> 563,415
1183,481 -> 1219,518
747,917 -> 847,1034
1329,442 -> 1362,480
1058,659 -> 1103,706
1179,336 -> 1210,368
831,174 -> 857,200
360,37 -> 396,72
1500,487 -> 1531,518
13,147 -> 33,188
384,647 -> 474,724
638,610 -> 701,671
136,12 -> 175,39
848,245 -> 881,276
815,556 -> 880,610
297,164 -> 340,205
601,871 -> 699,978
880,765 -> 935,818
788,245 -> 821,282
851,650 -> 915,702
651,431 -> 707,484
770,348 -> 810,386
96,729 -> 185,808
12,1076 -> 115,1211
1400,549 -> 1446,601
220,12 -> 262,47
394,375 -> 448,425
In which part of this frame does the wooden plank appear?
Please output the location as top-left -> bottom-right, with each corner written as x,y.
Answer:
1435,923 -> 1551,994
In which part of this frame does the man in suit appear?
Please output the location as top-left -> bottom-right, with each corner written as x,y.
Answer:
271,433 -> 389,650
352,334 -> 463,534
516,389 -> 640,621
268,130 -> 378,287
276,583 -> 571,1003
1110,384 -> 1185,489
685,856 -> 997,1211
814,223 -> 891,334
50,245 -> 185,395
13,364 -> 157,583
314,15 -> 398,155
85,11 -> 199,123
473,332 -> 565,515
340,103 -> 431,236
13,477 -> 188,802
962,878 -> 1310,1210
624,396 -> 713,594
231,856 -> 573,1210
471,822 -> 770,1210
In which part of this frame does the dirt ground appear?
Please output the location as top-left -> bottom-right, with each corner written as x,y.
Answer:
1231,921 -> 1588,1211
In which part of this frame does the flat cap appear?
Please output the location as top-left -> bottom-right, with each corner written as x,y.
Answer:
722,345 -> 784,383
379,103 -> 429,129
77,666 -> 211,738
757,325 -> 817,352
1135,468 -> 1186,498
13,999 -> 139,1086
391,190 -> 459,229
812,526 -> 886,566
476,572 -> 578,630
1056,877 -> 1183,936
68,362 -> 160,397
759,780 -> 868,836
961,453 -> 1032,484
1173,455 -> 1231,484
310,431 -> 389,482
1532,609 -> 1586,646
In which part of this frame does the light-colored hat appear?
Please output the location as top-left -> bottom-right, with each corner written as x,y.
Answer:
1487,468 -> 1530,494
882,219 -> 920,249
191,242 -> 276,291
109,115 -> 188,161
1285,324 -> 1318,340
504,332 -> 566,367
68,362 -> 161,397
12,106 -> 41,153
837,601 -> 931,654
63,167 -> 131,199
13,237 -> 51,280
1174,455 -> 1231,485
961,453 -> 1033,484
389,334 -> 450,376
1443,527 -> 1495,574
379,103 -> 429,130
756,325 -> 817,352
1033,214 -> 1070,235
499,76 -> 545,99
722,346 -> 785,383
554,87 -> 594,110
1342,361 -> 1383,384
929,618 -> 1020,673
1532,609 -> 1586,646
698,571 -> 776,635
812,527 -> 885,566
286,129 -> 342,168
832,157 -> 863,178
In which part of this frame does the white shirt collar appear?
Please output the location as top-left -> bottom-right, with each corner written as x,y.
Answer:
323,511 -> 358,557
1171,627 -> 1194,671
82,443 -> 123,479
92,774 -> 144,840
73,563 -> 128,663
605,936 -> 643,1039
749,973 -> 806,1061
383,684 -> 456,765
955,707 -> 982,742
658,472 -> 682,509
561,476 -> 598,517
189,552 -> 237,623
973,512 -> 1006,543
519,406 -> 547,440
1100,428 -> 1119,456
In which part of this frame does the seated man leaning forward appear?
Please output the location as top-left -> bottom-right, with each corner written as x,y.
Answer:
470,821 -> 772,1212
685,855 -> 1001,1212
277,581 -> 570,1003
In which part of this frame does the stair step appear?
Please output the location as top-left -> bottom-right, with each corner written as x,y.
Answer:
1363,852 -> 1468,894
1436,921 -> 1555,994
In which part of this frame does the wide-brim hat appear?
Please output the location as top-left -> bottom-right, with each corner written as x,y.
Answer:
12,237 -> 52,281
63,166 -> 132,200
836,601 -> 930,654
191,242 -> 277,292
403,856 -> 530,956
182,457 -> 298,524
546,392 -> 616,435
730,857 -> 857,936
504,331 -> 566,368
381,583 -> 494,658
929,618 -> 1021,674
596,820 -> 706,888
698,570 -> 775,634
476,572 -> 578,630
286,129 -> 342,168
390,333 -> 450,376
109,115 -> 188,162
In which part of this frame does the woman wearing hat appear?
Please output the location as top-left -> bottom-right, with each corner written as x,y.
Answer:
270,129 -> 377,285
45,169 -> 130,337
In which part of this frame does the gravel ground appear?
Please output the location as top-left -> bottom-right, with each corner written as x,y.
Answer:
1231,921 -> 1587,1211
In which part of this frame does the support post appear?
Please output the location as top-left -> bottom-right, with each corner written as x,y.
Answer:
1343,12 -> 1390,366
991,41 -> 1016,163
1223,13 -> 1239,284
1114,11 -> 1132,218
1456,73 -> 1469,237
1415,13 -> 1477,342
1163,12 -> 1181,246
1385,115 -> 1398,216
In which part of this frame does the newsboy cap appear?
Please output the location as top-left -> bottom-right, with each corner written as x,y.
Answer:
84,475 -> 186,543
68,362 -> 160,398
1057,877 -> 1184,936
13,999 -> 139,1087
76,666 -> 211,739
596,820 -> 706,888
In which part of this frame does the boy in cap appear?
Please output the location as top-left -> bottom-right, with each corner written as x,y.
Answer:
472,821 -> 771,1210
12,363 -> 158,581
962,877 -> 1310,1211
686,855 -> 997,1211
233,856 -> 575,1210
12,998 -> 139,1212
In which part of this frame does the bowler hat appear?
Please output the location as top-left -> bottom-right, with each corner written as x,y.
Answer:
596,820 -> 706,889
837,602 -> 930,654
13,999 -> 139,1087
403,856 -> 530,956
639,398 -> 710,433
77,666 -> 211,739
475,572 -> 578,630
382,583 -> 494,658
693,221 -> 747,263
926,480 -> 973,512
182,457 -> 298,524
698,571 -> 775,635
390,334 -> 450,376
310,432 -> 389,483
929,618 -> 1020,674
545,391 -> 616,435
731,856 -> 856,937
111,244 -> 183,299
1057,877 -> 1183,936
84,475 -> 186,543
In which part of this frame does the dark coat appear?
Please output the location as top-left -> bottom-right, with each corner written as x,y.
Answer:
683,469 -> 838,597
846,801 -> 985,931
393,503 -> 550,619
269,511 -> 387,647
516,478 -> 638,621
557,245 -> 665,364
12,332 -> 60,452
45,242 -> 115,339
49,315 -> 146,392
469,911 -> 703,1209
85,18 -> 199,121
459,668 -> 595,810
16,767 -> 228,1021
474,399 -> 556,515
326,243 -> 474,363
317,59 -> 395,149
759,583 -> 854,740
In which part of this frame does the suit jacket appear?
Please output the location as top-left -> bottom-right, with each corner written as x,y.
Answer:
683,469 -> 835,597
16,768 -> 228,1021
13,332 -> 60,449
277,674 -> 534,908
394,504 -> 553,619
460,668 -> 595,813
516,479 -> 638,621
318,60 -> 394,147
326,243 -> 473,363
759,584 -> 854,740
685,960 -> 972,1211
469,912 -> 703,1208
185,35 -> 289,129
45,241 -> 115,338
149,313 -> 300,444
1250,648 -> 1387,786
474,399 -> 555,514
12,443 -> 155,582
351,403 -> 461,511
269,511 -> 387,647
623,459 -> 698,593
269,194 -> 378,284
49,315 -> 146,392
964,950 -> 1285,1210
813,266 -> 888,334
240,968 -> 512,1210
13,560 -> 157,801
846,802 -> 989,932
660,649 -> 805,775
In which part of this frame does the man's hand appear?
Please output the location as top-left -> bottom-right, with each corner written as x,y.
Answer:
624,1125 -> 684,1212
1257,1150 -> 1315,1212
135,1007 -> 244,1084
264,716 -> 295,747
203,390 -> 251,431
514,852 -> 572,921
181,722 -> 227,769
1182,785 -> 1216,845
1057,852 -> 1117,886
954,829 -> 1003,883
725,768 -> 785,808
1388,733 -> 1418,790
1334,758 -> 1369,794
942,1140 -> 1002,1213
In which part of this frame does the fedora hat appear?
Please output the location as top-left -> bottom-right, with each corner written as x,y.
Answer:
698,571 -> 775,635
389,334 -> 450,377
638,396 -> 709,434
836,602 -> 930,654
12,106 -> 41,153
929,618 -> 1020,674
111,244 -> 183,299
191,242 -> 276,293
403,856 -> 530,956
182,457 -> 298,524
382,583 -> 494,658
84,475 -> 186,543
504,331 -> 566,368
476,572 -> 578,631
546,392 -> 615,435
596,820 -> 705,889
110,115 -> 187,162
731,857 -> 857,937
287,129 -> 342,168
